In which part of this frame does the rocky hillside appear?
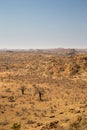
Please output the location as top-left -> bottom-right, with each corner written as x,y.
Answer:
0,52 -> 87,82
0,51 -> 87,130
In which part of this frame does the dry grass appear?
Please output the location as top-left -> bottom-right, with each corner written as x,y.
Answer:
0,51 -> 87,130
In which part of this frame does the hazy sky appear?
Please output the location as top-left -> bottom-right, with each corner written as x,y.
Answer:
0,0 -> 87,49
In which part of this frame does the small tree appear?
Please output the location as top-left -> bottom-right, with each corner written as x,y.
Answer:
33,84 -> 44,101
20,86 -> 26,95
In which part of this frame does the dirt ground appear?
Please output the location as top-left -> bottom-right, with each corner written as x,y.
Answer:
0,51 -> 87,130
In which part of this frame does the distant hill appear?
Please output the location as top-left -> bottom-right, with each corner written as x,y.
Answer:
28,48 -> 87,55
0,48 -> 87,55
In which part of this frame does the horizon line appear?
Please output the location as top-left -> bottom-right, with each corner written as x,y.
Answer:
0,47 -> 87,50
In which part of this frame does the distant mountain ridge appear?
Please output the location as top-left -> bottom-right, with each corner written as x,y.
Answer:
0,48 -> 87,55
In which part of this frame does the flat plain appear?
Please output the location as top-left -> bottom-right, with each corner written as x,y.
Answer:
0,50 -> 87,130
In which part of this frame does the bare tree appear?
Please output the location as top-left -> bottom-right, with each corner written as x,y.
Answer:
20,86 -> 26,95
33,84 -> 44,101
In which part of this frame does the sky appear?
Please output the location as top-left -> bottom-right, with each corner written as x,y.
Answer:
0,0 -> 87,49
